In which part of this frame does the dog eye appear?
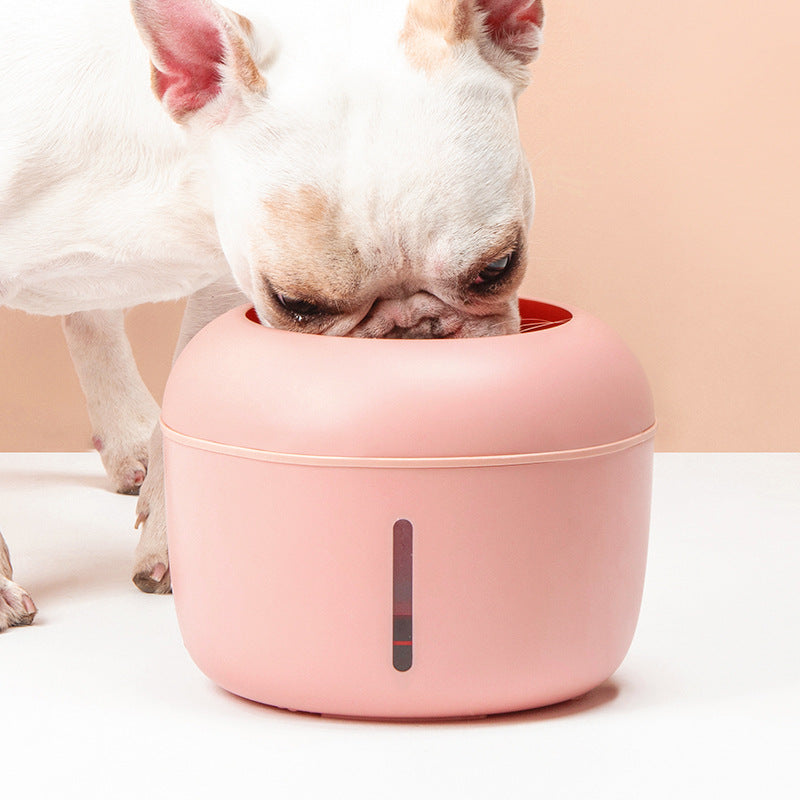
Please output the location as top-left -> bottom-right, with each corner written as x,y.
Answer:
275,292 -> 323,322
473,253 -> 512,286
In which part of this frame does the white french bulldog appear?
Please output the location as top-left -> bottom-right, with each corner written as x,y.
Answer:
0,0 -> 544,629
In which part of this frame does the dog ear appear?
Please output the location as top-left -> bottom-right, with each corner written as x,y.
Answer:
402,1 -> 543,80
475,0 -> 543,65
130,0 -> 265,123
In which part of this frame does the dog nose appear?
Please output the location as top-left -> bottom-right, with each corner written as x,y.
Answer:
364,294 -> 456,338
383,318 -> 445,339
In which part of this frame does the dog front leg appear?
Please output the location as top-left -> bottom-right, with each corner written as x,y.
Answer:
62,310 -> 160,494
0,531 -> 37,632
132,277 -> 248,593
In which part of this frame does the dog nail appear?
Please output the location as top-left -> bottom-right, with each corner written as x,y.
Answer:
134,512 -> 148,530
92,435 -> 104,452
133,469 -> 145,486
22,595 -> 37,615
151,563 -> 167,583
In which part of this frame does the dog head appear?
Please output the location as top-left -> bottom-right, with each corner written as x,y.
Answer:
132,0 -> 544,337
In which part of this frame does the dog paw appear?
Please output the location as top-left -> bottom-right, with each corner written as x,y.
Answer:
132,490 -> 172,594
93,435 -> 149,495
132,559 -> 172,594
0,577 -> 37,632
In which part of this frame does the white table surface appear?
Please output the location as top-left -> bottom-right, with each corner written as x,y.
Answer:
1,452 -> 798,799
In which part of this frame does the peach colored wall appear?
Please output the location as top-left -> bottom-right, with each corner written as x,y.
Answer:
521,2 -> 800,450
521,0 -> 800,450
1,2 -> 798,452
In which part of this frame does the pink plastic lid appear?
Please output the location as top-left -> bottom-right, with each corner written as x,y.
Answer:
161,298 -> 655,460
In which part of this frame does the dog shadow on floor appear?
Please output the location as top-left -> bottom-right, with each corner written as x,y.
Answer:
21,548 -> 138,606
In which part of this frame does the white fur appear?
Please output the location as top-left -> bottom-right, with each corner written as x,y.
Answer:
1,1 -> 534,324
0,1 -> 226,315
210,3 -> 535,333
62,309 -> 161,493
0,0 -> 541,609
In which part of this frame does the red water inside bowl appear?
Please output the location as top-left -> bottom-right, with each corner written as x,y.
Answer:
518,298 -> 572,333
245,298 -> 572,335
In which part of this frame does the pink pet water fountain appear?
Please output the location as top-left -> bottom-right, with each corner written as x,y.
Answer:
160,298 -> 655,719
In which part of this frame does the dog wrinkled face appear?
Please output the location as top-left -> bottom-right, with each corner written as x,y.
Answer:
133,0 -> 544,337
222,70 -> 534,338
